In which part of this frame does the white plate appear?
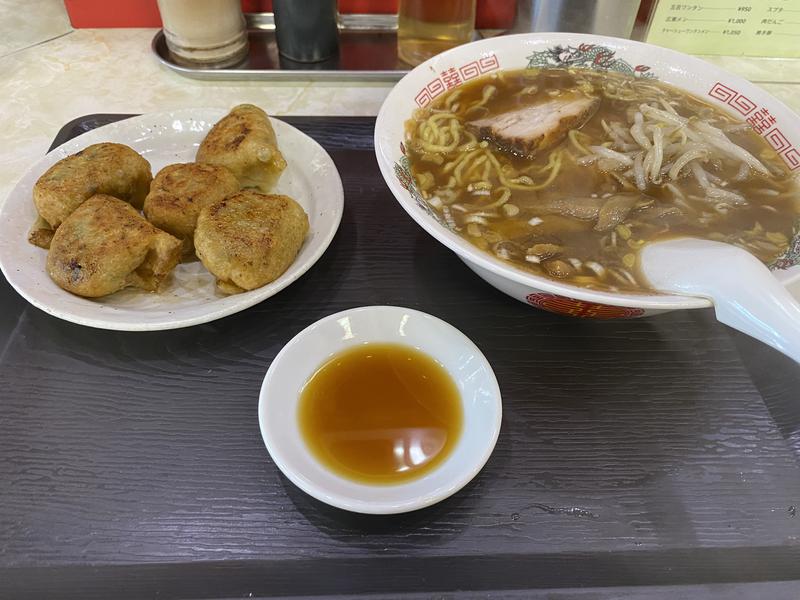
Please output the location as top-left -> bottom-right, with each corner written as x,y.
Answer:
259,306 -> 502,514
0,109 -> 344,331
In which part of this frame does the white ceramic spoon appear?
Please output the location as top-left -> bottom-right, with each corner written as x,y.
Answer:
640,237 -> 800,363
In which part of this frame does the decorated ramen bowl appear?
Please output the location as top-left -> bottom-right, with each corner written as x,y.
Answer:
374,33 -> 800,318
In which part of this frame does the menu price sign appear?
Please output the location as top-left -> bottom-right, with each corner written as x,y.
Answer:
646,1 -> 800,57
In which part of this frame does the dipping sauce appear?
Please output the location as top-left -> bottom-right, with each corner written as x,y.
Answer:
298,343 -> 463,485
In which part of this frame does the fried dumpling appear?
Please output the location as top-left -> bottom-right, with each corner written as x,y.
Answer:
143,162 -> 240,255
28,216 -> 56,249
31,142 -> 152,248
194,190 -> 308,294
196,104 -> 287,192
47,194 -> 182,298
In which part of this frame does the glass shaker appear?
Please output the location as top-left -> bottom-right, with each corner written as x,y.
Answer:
157,0 -> 249,68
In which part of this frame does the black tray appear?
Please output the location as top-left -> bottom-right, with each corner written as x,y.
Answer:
2,115 -> 800,599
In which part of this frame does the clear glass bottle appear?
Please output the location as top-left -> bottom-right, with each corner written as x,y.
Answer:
398,0 -> 477,67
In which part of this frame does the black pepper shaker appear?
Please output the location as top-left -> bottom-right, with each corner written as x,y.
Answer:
273,0 -> 339,63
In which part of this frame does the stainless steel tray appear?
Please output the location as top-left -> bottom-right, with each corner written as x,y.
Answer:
152,12 -> 410,82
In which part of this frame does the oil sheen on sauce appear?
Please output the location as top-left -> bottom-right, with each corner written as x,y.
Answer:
298,343 -> 463,485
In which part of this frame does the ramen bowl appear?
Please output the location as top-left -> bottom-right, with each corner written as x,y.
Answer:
374,33 -> 800,318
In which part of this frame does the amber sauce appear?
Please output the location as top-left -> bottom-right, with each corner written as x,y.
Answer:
298,343 -> 463,485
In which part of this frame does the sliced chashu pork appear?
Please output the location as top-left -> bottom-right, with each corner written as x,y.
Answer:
467,94 -> 600,158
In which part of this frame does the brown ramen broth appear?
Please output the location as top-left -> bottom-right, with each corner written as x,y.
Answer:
404,68 -> 799,292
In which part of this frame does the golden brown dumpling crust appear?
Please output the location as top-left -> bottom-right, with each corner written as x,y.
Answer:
196,104 -> 287,192
47,194 -> 182,298
194,190 -> 308,294
28,216 -> 56,249
143,163 -> 240,255
32,143 -> 152,238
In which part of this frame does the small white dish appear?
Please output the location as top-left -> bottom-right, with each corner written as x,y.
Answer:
258,305 -> 502,515
0,108 -> 344,331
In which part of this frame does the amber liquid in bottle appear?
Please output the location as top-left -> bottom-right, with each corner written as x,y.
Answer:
298,343 -> 463,485
398,0 -> 477,67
